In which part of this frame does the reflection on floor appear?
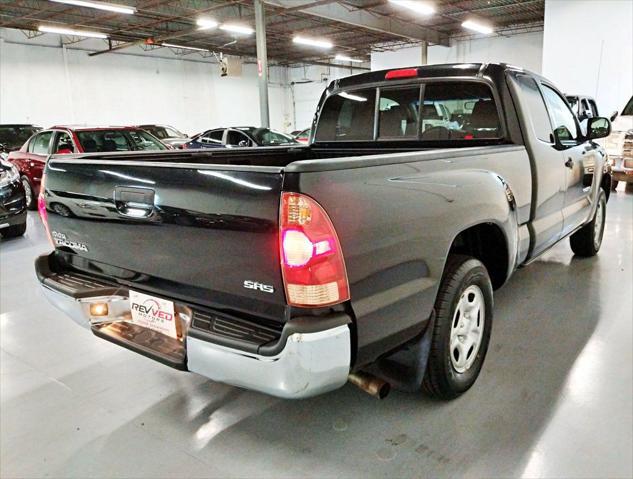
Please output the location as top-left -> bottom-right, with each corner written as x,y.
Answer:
1,188 -> 632,478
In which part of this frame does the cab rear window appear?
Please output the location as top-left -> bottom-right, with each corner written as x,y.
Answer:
315,81 -> 502,142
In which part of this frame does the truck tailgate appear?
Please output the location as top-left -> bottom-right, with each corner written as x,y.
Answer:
44,158 -> 287,320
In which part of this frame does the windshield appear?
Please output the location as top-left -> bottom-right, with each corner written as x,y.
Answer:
0,126 -> 39,148
241,128 -> 298,146
76,130 -> 167,152
623,96 -> 633,116
142,125 -> 185,139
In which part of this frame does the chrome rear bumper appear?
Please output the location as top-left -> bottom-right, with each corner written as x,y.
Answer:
37,257 -> 351,399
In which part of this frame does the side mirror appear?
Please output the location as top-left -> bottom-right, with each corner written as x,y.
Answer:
551,126 -> 571,150
610,111 -> 618,122
238,140 -> 249,147
586,116 -> 611,141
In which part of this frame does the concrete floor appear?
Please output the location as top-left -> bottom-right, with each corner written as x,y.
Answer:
1,189 -> 632,479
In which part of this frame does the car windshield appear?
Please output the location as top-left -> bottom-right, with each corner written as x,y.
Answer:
0,126 -> 39,148
622,96 -> 633,116
142,125 -> 185,139
239,128 -> 298,146
76,129 -> 167,152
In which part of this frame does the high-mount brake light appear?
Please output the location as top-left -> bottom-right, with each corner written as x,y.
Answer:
37,173 -> 54,248
385,68 -> 418,80
280,192 -> 350,307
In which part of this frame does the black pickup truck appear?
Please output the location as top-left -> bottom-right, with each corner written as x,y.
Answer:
36,64 -> 612,400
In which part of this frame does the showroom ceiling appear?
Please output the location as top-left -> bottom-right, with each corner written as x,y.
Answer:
0,0 -> 545,66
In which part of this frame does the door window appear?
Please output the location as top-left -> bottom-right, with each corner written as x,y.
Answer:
541,85 -> 579,142
515,75 -> 553,142
226,130 -> 251,147
199,129 -> 224,145
28,131 -> 53,155
53,131 -> 75,153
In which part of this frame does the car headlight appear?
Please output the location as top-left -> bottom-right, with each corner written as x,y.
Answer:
0,162 -> 20,187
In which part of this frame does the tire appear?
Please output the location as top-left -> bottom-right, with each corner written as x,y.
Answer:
21,176 -> 36,210
422,255 -> 494,400
570,189 -> 607,257
2,222 -> 26,238
610,180 -> 618,191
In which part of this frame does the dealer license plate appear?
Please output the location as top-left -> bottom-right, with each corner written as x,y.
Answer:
129,290 -> 177,339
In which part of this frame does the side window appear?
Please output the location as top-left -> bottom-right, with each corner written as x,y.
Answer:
226,130 -> 251,146
200,129 -> 224,144
29,131 -> 53,155
515,75 -> 553,142
541,85 -> 579,141
53,131 -> 74,153
378,87 -> 420,139
315,88 -> 376,141
421,82 -> 501,140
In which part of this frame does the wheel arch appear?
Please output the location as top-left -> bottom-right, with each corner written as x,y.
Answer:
447,222 -> 510,290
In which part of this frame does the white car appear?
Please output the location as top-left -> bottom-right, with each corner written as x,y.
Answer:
604,96 -> 633,189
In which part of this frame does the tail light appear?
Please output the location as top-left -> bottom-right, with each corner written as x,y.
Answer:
38,173 -> 54,248
279,192 -> 350,307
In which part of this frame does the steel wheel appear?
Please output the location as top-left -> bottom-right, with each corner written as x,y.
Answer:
449,285 -> 485,373
22,178 -> 32,208
593,198 -> 605,250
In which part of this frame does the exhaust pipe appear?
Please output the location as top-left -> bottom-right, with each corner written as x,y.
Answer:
348,372 -> 390,399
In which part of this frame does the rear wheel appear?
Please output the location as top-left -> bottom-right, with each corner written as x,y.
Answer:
422,255 -> 493,399
570,189 -> 606,257
21,176 -> 36,210
1,222 -> 26,238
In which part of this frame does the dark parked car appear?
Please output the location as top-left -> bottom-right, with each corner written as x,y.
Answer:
182,127 -> 298,149
0,124 -> 40,159
8,126 -> 168,209
37,64 -> 611,401
138,124 -> 189,148
0,159 -> 27,238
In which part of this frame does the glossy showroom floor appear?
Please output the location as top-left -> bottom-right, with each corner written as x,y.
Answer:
1,189 -> 632,479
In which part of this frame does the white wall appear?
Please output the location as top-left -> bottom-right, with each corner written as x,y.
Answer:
542,0 -> 633,116
370,32 -> 544,73
0,28 -> 291,134
428,31 -> 544,73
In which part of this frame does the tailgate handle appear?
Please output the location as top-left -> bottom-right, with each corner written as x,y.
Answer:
114,186 -> 155,218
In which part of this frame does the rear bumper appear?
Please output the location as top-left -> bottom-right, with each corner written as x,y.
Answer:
36,254 -> 351,399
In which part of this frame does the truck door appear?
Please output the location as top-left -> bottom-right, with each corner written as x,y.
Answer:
540,84 -> 594,237
508,73 -> 565,257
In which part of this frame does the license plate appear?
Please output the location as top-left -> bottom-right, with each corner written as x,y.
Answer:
129,290 -> 177,339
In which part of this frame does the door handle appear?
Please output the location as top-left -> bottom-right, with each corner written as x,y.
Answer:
565,158 -> 574,169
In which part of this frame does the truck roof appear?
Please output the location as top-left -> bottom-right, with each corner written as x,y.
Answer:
332,62 -> 528,90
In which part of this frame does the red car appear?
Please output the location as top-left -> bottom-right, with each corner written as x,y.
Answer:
8,126 -> 168,209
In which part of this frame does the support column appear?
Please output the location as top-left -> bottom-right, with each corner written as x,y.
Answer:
254,0 -> 270,128
420,41 -> 428,65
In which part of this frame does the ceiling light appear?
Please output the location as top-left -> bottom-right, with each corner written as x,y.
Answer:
335,54 -> 364,63
388,0 -> 435,16
462,20 -> 494,34
196,18 -> 218,30
162,43 -> 208,52
48,0 -> 135,14
293,36 -> 333,49
220,24 -> 254,35
38,25 -> 108,38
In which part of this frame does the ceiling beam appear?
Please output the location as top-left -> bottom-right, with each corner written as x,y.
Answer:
264,0 -> 450,47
